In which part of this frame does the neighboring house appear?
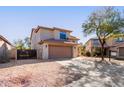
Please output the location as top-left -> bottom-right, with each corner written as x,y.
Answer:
107,34 -> 124,59
85,34 -> 124,59
85,38 -> 99,53
0,35 -> 15,59
106,34 -> 124,46
30,26 -> 80,59
110,42 -> 124,59
85,38 -> 108,55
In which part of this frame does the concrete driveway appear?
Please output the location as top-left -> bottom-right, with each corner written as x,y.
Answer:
56,57 -> 124,87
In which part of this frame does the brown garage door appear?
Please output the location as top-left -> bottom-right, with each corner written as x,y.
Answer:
49,45 -> 72,59
119,47 -> 124,56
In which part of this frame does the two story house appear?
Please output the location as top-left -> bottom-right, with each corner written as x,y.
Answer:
30,26 -> 80,59
85,34 -> 124,59
107,34 -> 124,59
85,38 -> 108,55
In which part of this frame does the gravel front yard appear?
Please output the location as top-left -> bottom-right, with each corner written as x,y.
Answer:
0,59 -> 76,87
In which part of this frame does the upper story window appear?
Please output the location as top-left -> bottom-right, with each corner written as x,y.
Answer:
72,40 -> 76,43
115,37 -> 124,42
93,39 -> 100,45
60,32 -> 66,40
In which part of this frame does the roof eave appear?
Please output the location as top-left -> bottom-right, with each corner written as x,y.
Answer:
38,40 -> 79,46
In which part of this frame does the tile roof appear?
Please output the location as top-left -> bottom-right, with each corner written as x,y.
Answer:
35,26 -> 72,33
30,26 -> 73,39
0,35 -> 12,45
39,38 -> 78,45
110,42 -> 124,51
68,35 -> 80,40
111,42 -> 124,47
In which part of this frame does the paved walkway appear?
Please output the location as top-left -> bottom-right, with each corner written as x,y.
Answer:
57,57 -> 124,87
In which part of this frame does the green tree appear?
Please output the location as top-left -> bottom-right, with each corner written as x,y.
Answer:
79,45 -> 85,55
82,7 -> 124,61
24,37 -> 31,49
14,39 -> 25,49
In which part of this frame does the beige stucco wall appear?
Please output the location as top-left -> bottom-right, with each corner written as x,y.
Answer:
73,46 -> 78,57
39,28 -> 54,40
66,32 -> 70,39
53,30 -> 60,39
31,31 -> 37,49
42,43 -> 48,59
31,28 -> 71,50
37,45 -> 43,59
9,47 -> 16,59
31,30 -> 42,49
31,28 -> 55,50
0,40 -> 12,50
0,40 -> 5,54
31,29 -> 54,59
85,40 -> 92,53
0,39 -> 15,59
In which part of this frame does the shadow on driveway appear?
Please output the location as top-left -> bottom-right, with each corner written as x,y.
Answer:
56,59 -> 124,87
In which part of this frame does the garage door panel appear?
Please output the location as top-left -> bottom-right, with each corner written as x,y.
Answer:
49,45 -> 72,59
119,47 -> 124,56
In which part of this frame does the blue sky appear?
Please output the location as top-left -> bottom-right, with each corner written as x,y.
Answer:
0,6 -> 124,44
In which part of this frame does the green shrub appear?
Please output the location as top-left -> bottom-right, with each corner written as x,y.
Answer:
95,48 -> 101,56
78,45 -> 86,56
91,51 -> 97,57
85,51 -> 91,57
